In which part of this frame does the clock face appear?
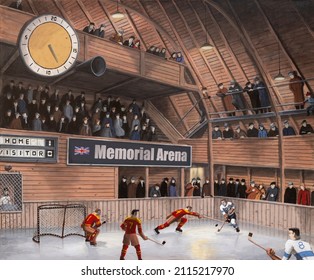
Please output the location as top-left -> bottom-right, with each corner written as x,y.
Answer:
19,15 -> 79,77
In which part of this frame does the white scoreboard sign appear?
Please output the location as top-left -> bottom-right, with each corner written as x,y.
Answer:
0,135 -> 57,163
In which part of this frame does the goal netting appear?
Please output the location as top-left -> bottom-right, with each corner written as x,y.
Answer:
32,203 -> 86,243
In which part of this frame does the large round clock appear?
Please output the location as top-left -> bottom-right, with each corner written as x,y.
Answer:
19,14 -> 79,77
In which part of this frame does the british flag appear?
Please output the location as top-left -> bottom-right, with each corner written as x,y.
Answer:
74,146 -> 90,155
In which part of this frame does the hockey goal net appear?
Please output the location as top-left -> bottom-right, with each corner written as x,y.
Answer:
32,203 -> 86,243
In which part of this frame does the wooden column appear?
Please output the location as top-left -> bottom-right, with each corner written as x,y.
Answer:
208,121 -> 214,196
180,168 -> 185,197
145,167 -> 149,198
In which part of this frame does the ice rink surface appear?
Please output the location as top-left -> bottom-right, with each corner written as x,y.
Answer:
1,218 -> 313,260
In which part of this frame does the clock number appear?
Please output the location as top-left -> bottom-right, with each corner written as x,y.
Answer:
46,70 -> 51,75
73,48 -> 77,53
51,16 -> 57,21
24,35 -> 28,40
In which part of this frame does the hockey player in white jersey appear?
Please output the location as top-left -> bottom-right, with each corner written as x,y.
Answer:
219,199 -> 240,232
267,228 -> 314,260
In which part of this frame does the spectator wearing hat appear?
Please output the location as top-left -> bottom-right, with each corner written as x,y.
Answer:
83,22 -> 95,35
202,178 -> 211,197
150,183 -> 161,198
119,176 -> 128,198
127,177 -> 137,198
234,179 -> 240,197
228,80 -> 247,115
258,123 -> 267,138
243,81 -> 261,114
32,112 -> 42,131
227,178 -> 236,197
256,184 -> 266,200
169,178 -> 177,197
9,0 -> 23,11
94,24 -> 105,38
212,125 -> 223,139
214,179 -> 219,196
284,182 -> 297,204
136,176 -> 146,198
185,178 -> 196,197
234,125 -> 247,139
193,177 -> 202,196
297,184 -> 311,206
9,112 -> 23,130
218,178 -> 227,196
253,77 -> 271,113
160,177 -> 169,197
110,29 -> 124,45
147,45 -> 156,54
216,83 -> 235,116
267,123 -> 279,137
79,117 -> 92,136
223,123 -> 234,139
238,179 -> 247,198
283,120 -> 296,136
176,51 -> 184,63
129,124 -> 140,140
299,120 -> 313,135
246,181 -> 259,200
247,122 -> 259,137
288,71 -> 305,109
123,35 -> 135,48
132,40 -> 141,50
304,91 -> 314,116
2,110 -> 13,128
265,182 -> 279,202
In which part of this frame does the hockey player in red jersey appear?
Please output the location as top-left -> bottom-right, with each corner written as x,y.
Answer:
120,209 -> 148,260
154,206 -> 202,234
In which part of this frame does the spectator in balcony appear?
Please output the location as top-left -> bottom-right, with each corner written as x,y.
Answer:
33,84 -> 43,104
159,48 -> 167,59
114,113 -> 125,138
228,80 -> 247,114
216,83 -> 235,116
92,97 -> 103,113
169,52 -> 177,61
284,182 -> 297,204
40,86 -> 50,102
110,29 -> 124,45
154,47 -> 161,56
160,177 -> 169,197
256,184 -> 266,200
9,0 -> 23,10
9,112 -> 22,130
127,177 -> 137,198
32,112 -> 42,131
102,112 -> 114,135
101,122 -> 113,138
12,100 -> 19,115
74,91 -> 86,108
131,114 -> 141,132
147,125 -> 157,142
140,123 -> 149,141
61,89 -> 75,108
214,179 -> 219,196
185,178 -> 196,197
227,178 -> 236,197
57,116 -> 68,133
21,112 -> 30,130
267,122 -> 279,137
119,176 -> 128,198
136,176 -> 146,198
41,116 -> 48,131
67,115 -> 79,134
265,182 -> 279,202
193,177 -> 201,197
299,119 -> 313,135
94,24 -> 105,38
132,40 -> 141,50
176,51 -> 184,63
15,81 -> 26,100
243,81 -> 261,114
38,98 -> 48,118
129,124 -> 140,140
17,93 -> 27,115
288,71 -> 304,109
246,181 -> 259,200
49,89 -> 60,110
53,104 -> 62,124
122,115 -> 129,138
212,125 -> 222,139
223,123 -> 234,139
283,120 -> 296,136
25,84 -> 33,104
304,92 -> 314,116
3,92 -> 14,115
297,184 -> 311,206
2,110 -> 13,128
218,178 -> 227,197
92,118 -> 101,136
47,115 -> 57,132
150,183 -> 161,198
146,45 -> 156,54
128,99 -> 141,116
234,125 -> 247,139
202,178 -> 211,198
258,123 -> 267,138
83,22 -> 95,35
123,35 -> 135,48
253,76 -> 271,113
238,179 -> 247,198
63,100 -> 74,123
234,179 -> 240,198
247,122 -> 259,137
169,178 -> 177,197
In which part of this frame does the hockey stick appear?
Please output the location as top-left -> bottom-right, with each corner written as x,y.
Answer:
202,215 -> 222,227
248,232 -> 281,259
217,220 -> 226,232
138,234 -> 166,245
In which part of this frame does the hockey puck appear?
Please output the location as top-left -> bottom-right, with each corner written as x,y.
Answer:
248,232 -> 253,237
215,224 -> 218,227
162,241 -> 166,245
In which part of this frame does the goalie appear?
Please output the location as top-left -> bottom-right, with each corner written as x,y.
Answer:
81,208 -> 105,246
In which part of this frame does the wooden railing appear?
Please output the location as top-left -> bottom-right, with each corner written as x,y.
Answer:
1,197 -> 313,236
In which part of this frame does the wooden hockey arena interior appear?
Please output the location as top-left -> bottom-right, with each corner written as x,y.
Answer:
0,0 -> 313,236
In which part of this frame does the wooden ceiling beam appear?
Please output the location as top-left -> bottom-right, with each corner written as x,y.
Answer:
96,77 -> 140,94
27,0 -> 39,15
1,49 -> 19,75
76,0 -> 94,23
98,0 -> 117,33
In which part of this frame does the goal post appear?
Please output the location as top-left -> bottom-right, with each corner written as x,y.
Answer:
32,203 -> 86,243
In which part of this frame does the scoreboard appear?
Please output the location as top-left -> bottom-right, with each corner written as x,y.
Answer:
0,135 -> 58,163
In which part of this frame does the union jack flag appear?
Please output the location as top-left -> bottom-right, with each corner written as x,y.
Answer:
74,146 -> 90,155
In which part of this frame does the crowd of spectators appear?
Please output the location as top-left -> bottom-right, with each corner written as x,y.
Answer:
1,80 -> 158,142
212,119 -> 313,140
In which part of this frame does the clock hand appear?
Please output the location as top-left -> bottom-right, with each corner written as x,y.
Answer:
48,44 -> 58,63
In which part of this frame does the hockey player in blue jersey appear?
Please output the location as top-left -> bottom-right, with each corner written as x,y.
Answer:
267,228 -> 314,260
219,199 -> 240,232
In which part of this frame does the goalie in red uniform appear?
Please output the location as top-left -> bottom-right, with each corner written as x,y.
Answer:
120,209 -> 148,260
81,208 -> 105,246
154,206 -> 202,234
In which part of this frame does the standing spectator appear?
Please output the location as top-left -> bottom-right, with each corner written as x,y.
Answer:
149,183 -> 161,197
123,36 -> 135,48
61,89 -> 75,108
154,47 -> 161,56
101,122 -> 113,138
304,92 -> 314,116
169,178 -> 177,197
176,51 -> 184,63
299,119 -> 313,135
184,178 -> 195,197
83,22 -> 95,35
160,177 -> 169,197
214,179 -> 219,196
129,124 -> 140,140
118,176 -> 128,199
234,125 -> 247,139
265,182 -> 279,202
9,113 -> 22,130
9,0 -> 23,10
17,93 -> 27,115
218,178 -> 227,196
228,80 -> 247,114
114,113 -> 125,138
284,182 -> 297,204
258,123 -> 267,138
288,71 -> 305,109
256,184 -> 266,200
21,112 -> 30,130
247,122 -> 259,137
223,123 -> 234,139
227,178 -> 236,197
79,117 -> 92,136
47,115 -> 57,132
147,126 -> 157,142
132,40 -> 141,50
136,176 -> 146,198
92,118 -> 101,136
2,110 -> 13,128
25,84 -> 34,104
159,48 -> 166,59
246,181 -> 259,200
193,177 -> 201,197
216,83 -> 235,116
68,115 -> 79,134
94,24 -> 105,38
122,115 -> 130,138
212,125 -> 223,139
297,184 -> 311,206
146,45 -> 156,54
75,91 -> 86,108
128,99 -> 141,117
127,177 -> 137,198
202,178 -> 211,197
283,120 -> 296,136
140,124 -> 149,141
57,116 -> 68,133
15,81 -> 26,100
169,52 -> 177,61
234,179 -> 240,198
267,123 -> 279,137
238,179 -> 247,198
53,104 -> 62,124
253,77 -> 271,113
63,100 -> 73,122
243,81 -> 261,114
32,113 -> 42,131
2,92 -> 14,115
